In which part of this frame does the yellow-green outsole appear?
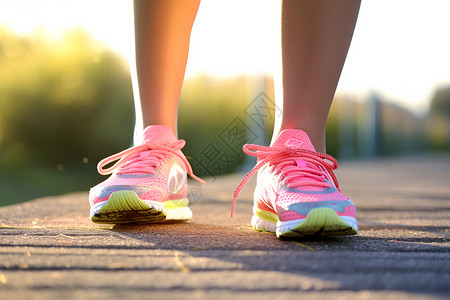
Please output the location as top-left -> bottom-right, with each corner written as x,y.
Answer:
279,207 -> 358,237
91,191 -> 166,224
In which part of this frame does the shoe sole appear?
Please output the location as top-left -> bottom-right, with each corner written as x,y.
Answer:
252,207 -> 358,238
90,190 -> 192,224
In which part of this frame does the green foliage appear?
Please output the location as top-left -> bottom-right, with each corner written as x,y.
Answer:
325,107 -> 339,158
0,27 -> 135,205
179,75 -> 255,176
426,85 -> 450,150
429,86 -> 450,118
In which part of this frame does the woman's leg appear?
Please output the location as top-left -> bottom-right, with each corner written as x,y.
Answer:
273,0 -> 361,153
89,0 -> 202,225
231,0 -> 361,236
133,0 -> 200,137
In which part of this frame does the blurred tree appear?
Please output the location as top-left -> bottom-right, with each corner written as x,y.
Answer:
426,85 -> 450,150
0,27 -> 135,205
0,27 -> 135,167
429,86 -> 450,118
179,75 -> 251,177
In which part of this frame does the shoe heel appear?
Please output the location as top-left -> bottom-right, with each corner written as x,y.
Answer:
251,215 -> 277,233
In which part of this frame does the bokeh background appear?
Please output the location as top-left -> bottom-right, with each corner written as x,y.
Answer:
0,0 -> 449,206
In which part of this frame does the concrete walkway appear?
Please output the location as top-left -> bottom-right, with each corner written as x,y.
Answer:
0,154 -> 449,299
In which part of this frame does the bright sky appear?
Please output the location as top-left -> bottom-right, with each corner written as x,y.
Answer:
1,0 -> 450,114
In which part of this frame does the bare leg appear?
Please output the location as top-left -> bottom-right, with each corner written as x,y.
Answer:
273,0 -> 361,153
133,0 -> 200,137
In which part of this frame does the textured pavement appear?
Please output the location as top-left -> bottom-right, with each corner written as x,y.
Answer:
0,154 -> 449,299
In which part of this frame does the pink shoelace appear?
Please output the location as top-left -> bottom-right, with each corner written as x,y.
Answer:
97,140 -> 205,184
231,144 -> 340,217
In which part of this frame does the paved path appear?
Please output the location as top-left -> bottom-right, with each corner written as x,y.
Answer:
0,154 -> 449,299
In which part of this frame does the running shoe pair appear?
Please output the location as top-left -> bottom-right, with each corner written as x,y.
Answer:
89,125 -> 357,237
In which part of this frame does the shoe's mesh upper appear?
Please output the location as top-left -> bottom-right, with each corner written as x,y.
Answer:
275,190 -> 349,207
90,125 -> 204,207
233,129 -> 356,222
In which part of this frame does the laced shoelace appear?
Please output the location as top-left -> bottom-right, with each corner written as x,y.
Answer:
97,140 -> 205,184
231,144 -> 340,217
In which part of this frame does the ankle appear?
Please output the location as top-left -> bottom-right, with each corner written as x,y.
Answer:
271,127 -> 327,153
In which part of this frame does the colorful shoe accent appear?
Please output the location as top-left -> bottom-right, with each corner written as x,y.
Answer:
233,129 -> 358,237
89,125 -> 204,224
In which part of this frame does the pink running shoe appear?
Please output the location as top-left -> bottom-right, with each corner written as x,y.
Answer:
233,129 -> 358,237
89,125 -> 204,224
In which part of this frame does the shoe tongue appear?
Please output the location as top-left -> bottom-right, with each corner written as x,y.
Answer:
272,129 -> 316,152
142,125 -> 178,145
